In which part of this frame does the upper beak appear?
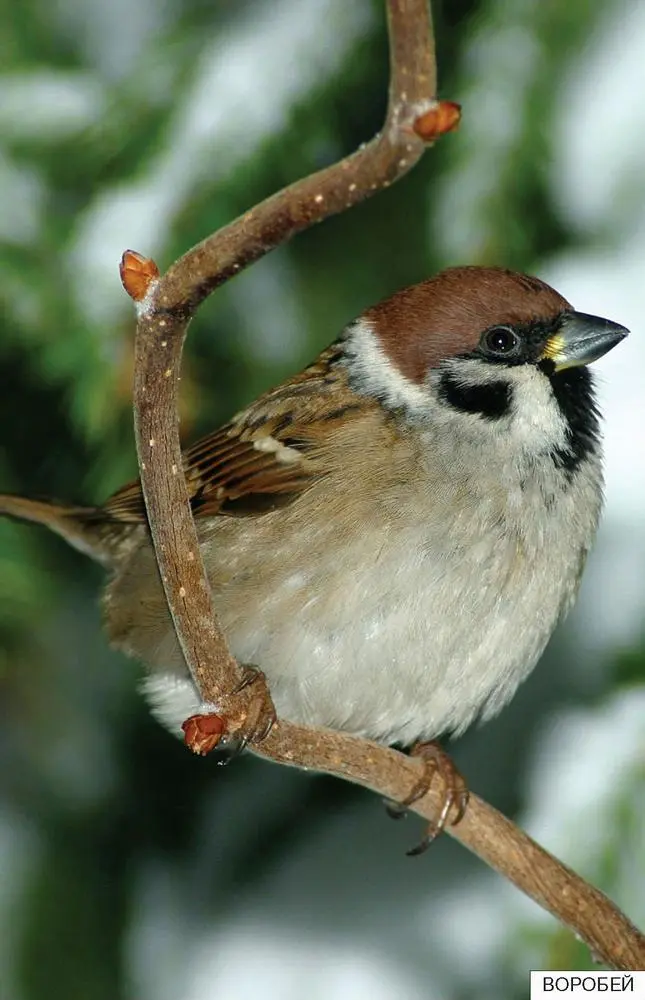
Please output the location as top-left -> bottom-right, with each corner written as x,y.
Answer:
542,311 -> 629,371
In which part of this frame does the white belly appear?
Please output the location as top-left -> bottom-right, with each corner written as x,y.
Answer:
142,506 -> 586,747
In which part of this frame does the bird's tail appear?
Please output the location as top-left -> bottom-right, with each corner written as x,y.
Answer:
0,494 -> 136,566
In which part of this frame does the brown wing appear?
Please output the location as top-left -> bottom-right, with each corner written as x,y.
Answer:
103,342 -> 362,522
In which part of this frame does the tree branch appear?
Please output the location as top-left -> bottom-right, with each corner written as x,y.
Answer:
121,0 -> 645,973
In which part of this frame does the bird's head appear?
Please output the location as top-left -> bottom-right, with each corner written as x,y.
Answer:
344,266 -> 628,473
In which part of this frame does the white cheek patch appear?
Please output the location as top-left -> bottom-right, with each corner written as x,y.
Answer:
430,358 -> 569,455
508,366 -> 569,452
342,318 -> 429,414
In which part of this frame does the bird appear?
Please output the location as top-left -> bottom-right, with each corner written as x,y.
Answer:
0,265 -> 627,842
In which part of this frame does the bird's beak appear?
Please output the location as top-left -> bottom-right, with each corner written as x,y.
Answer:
541,312 -> 629,371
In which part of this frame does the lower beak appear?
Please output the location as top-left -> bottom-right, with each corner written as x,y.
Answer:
542,311 -> 629,371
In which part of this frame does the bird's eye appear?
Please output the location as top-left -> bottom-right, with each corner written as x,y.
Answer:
482,326 -> 520,356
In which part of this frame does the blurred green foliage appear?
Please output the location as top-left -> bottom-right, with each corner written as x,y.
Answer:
0,1 -> 643,998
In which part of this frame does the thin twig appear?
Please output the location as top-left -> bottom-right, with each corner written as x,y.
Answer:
257,722 -> 645,970
124,0 -> 645,973
129,0 -> 455,716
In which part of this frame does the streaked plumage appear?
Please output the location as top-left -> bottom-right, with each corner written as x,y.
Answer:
0,266 -> 627,748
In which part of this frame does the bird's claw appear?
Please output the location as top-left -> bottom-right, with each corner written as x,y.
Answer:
390,741 -> 469,856
231,663 -> 263,695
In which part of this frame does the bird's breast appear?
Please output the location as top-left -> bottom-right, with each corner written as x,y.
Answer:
118,450 -> 601,747
204,478 -> 596,744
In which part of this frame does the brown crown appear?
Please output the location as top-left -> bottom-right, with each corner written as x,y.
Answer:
362,266 -> 572,384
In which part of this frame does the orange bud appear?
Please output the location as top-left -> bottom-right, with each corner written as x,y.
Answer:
413,101 -> 461,142
182,713 -> 226,755
119,249 -> 160,302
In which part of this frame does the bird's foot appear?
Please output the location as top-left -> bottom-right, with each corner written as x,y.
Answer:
182,664 -> 277,756
229,664 -> 278,748
388,741 -> 469,855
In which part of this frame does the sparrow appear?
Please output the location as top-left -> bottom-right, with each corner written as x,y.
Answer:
0,266 -> 627,766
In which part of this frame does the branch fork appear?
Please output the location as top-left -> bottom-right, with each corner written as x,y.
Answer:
119,0 -> 645,971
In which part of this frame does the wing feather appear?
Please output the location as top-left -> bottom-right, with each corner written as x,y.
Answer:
102,342 -> 355,522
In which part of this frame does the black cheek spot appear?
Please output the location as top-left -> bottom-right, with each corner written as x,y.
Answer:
438,372 -> 512,420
